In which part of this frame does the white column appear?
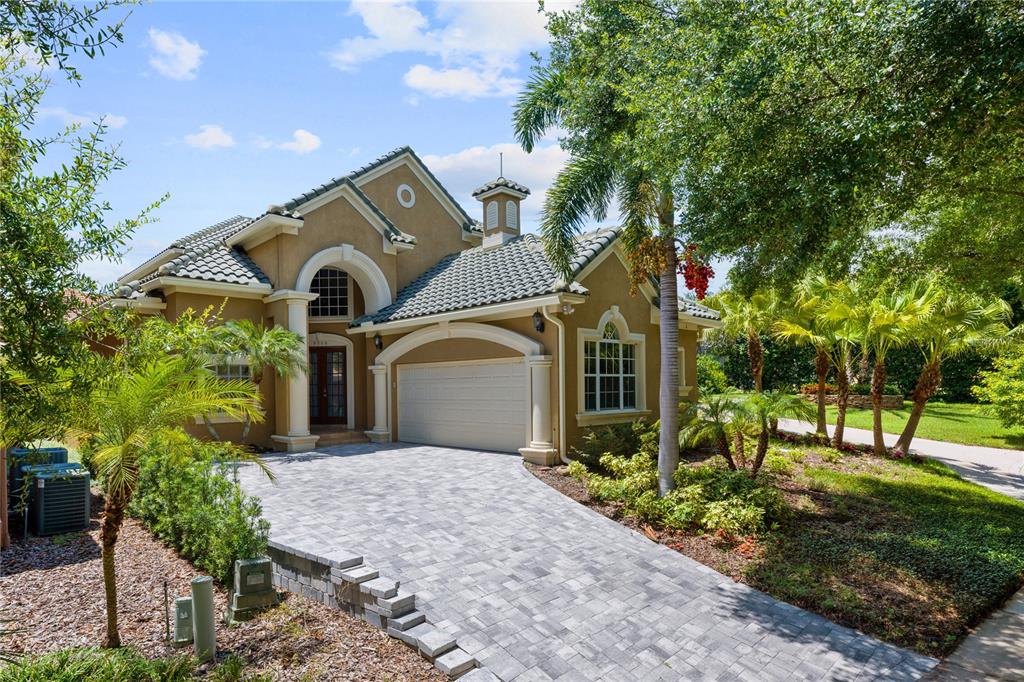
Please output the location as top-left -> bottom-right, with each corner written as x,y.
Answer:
520,355 -> 558,465
265,289 -> 319,453
286,300 -> 310,437
366,364 -> 390,442
528,355 -> 553,448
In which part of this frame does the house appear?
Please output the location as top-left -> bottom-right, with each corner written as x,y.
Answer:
111,146 -> 722,464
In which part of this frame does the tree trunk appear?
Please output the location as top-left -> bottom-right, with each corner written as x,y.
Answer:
101,492 -> 127,648
833,359 -> 849,449
894,359 -> 941,454
870,358 -> 887,457
717,433 -> 737,471
751,428 -> 771,476
241,376 -> 262,443
657,239 -> 681,496
0,447 -> 9,550
202,416 -> 221,441
733,429 -> 745,468
748,332 -> 764,392
814,348 -> 830,439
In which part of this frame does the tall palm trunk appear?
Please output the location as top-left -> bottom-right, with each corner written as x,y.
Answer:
895,359 -> 941,454
748,332 -> 764,392
658,237 -> 680,496
100,492 -> 128,648
814,348 -> 830,439
202,416 -> 221,441
870,358 -> 888,457
833,358 -> 850,449
240,375 -> 263,443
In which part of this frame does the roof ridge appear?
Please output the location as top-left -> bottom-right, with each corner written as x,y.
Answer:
171,214 -> 252,248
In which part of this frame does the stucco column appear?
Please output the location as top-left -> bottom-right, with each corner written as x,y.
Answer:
265,289 -> 319,453
366,364 -> 390,442
286,300 -> 310,437
520,355 -> 558,465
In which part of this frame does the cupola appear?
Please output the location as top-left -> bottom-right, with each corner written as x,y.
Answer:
472,175 -> 530,249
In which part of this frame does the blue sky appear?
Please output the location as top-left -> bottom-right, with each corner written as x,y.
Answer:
34,1 -> 725,292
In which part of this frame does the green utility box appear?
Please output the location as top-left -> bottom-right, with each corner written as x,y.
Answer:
225,557 -> 278,624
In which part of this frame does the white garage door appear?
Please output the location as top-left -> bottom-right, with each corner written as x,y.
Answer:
397,358 -> 527,453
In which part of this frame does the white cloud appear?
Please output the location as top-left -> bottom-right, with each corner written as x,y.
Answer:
37,107 -> 127,129
184,124 -> 234,150
423,141 -> 587,231
403,64 -> 520,100
327,0 -> 577,100
148,28 -> 206,80
256,129 -> 322,154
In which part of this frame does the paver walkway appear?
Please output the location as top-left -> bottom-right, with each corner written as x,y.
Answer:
779,418 -> 1024,680
239,443 -> 936,681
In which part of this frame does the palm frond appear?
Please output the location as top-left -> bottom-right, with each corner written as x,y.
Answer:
513,66 -> 565,152
540,151 -> 617,280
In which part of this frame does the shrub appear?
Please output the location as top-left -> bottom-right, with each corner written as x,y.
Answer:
974,344 -> 1024,427
696,354 -> 729,395
570,420 -> 657,470
850,382 -> 900,395
130,435 -> 269,585
798,382 -> 838,395
0,647 -> 195,682
571,434 -> 785,537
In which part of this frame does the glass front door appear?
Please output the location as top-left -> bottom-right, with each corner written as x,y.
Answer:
309,347 -> 347,425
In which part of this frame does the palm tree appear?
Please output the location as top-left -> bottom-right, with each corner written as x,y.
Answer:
516,70 -> 686,497
680,396 -> 743,470
711,290 -> 781,392
775,276 -> 864,448
215,320 -> 307,442
893,292 -> 1013,453
775,276 -> 834,438
742,391 -> 816,475
74,356 -> 265,648
861,283 -> 936,456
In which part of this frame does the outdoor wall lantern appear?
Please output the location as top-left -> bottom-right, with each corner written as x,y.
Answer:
532,311 -> 545,333
373,333 -> 383,350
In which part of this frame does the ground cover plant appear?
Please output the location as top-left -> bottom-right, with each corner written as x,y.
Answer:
823,402 -> 1024,450
542,430 -> 1024,657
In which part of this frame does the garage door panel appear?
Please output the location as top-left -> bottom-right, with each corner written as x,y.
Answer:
397,359 -> 526,453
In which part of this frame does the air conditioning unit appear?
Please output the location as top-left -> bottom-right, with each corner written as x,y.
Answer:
29,465 -> 91,536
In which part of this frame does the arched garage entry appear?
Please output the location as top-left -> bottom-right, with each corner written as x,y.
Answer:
367,323 -> 556,461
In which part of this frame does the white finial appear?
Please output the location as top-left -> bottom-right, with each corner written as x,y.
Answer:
499,152 -> 503,177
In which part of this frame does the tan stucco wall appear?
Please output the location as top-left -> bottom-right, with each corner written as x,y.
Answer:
162,292 -> 276,447
358,164 -> 474,291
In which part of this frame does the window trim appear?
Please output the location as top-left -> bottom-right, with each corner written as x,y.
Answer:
576,306 -> 646,423
309,266 -> 351,321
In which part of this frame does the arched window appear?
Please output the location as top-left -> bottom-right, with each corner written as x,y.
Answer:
505,200 -> 517,229
583,319 -> 638,412
309,267 -> 349,318
486,201 -> 499,228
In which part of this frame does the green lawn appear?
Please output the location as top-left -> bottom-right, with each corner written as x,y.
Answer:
824,401 -> 1024,450
750,444 -> 1024,656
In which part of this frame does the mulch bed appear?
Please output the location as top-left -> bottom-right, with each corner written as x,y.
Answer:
0,493 -> 443,680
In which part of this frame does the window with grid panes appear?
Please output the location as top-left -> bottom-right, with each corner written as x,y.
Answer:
309,267 -> 349,318
583,322 -> 637,412
212,357 -> 251,381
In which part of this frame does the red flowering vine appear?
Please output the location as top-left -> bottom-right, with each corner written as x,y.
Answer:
679,244 -> 714,300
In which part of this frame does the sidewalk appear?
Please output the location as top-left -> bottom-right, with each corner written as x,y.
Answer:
778,418 -> 1024,680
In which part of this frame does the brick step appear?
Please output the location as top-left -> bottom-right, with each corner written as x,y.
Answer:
314,430 -> 369,446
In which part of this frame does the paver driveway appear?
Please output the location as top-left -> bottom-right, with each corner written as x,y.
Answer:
239,444 -> 936,681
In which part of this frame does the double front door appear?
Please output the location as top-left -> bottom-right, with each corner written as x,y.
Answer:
309,347 -> 346,425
